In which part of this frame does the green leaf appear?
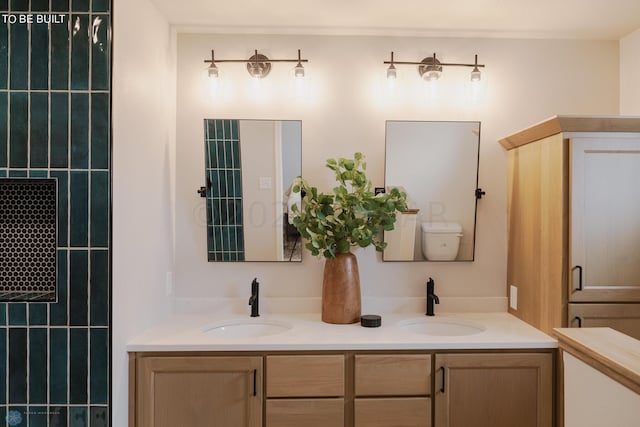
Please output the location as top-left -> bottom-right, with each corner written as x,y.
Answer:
336,239 -> 350,253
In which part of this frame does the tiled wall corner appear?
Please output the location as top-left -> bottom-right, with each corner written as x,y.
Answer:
0,0 -> 111,425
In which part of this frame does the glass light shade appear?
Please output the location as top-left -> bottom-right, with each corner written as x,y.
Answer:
248,65 -> 263,78
424,69 -> 441,81
470,67 -> 481,82
207,64 -> 219,78
387,64 -> 397,80
294,63 -> 305,78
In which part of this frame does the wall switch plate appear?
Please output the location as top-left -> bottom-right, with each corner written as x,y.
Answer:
259,177 -> 272,189
509,285 -> 518,310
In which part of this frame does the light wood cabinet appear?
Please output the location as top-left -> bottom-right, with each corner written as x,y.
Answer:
265,355 -> 345,427
354,354 -> 432,427
266,355 -> 344,397
354,398 -> 431,427
569,137 -> 640,302
500,116 -> 640,338
266,399 -> 344,427
568,303 -> 640,339
130,349 -> 553,427
132,355 -> 262,427
434,353 -> 553,427
355,354 -> 431,396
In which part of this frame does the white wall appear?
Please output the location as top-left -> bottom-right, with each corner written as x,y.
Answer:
174,33 -> 619,304
112,0 -> 175,425
620,28 -> 640,114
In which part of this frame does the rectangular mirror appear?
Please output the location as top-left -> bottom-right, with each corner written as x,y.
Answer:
203,119 -> 302,262
383,121 -> 481,262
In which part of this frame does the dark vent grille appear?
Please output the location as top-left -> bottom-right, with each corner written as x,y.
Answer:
0,179 -> 57,302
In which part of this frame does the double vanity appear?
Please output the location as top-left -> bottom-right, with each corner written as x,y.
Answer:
128,115 -> 640,426
128,311 -> 556,427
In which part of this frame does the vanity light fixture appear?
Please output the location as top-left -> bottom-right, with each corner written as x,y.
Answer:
204,49 -> 309,79
384,52 -> 485,82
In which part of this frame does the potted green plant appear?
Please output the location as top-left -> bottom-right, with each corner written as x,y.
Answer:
291,153 -> 407,324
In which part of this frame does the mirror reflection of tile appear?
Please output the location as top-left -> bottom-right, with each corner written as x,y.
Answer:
203,119 -> 302,262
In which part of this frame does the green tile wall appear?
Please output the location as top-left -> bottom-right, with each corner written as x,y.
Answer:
204,119 -> 245,261
0,1 -> 111,425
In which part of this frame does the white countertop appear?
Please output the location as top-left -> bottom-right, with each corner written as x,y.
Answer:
127,312 -> 557,352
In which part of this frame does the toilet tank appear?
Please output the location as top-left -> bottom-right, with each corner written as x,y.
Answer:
421,222 -> 463,261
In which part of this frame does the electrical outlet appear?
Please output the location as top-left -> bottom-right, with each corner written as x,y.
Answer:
509,285 -> 518,310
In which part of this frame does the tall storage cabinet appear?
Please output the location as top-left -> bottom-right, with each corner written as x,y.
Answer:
500,116 -> 640,339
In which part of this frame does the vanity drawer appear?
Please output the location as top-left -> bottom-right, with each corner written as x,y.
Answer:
266,355 -> 345,397
266,398 -> 344,427
354,397 -> 431,427
355,354 -> 431,396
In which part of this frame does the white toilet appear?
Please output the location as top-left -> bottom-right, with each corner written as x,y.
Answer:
421,222 -> 463,261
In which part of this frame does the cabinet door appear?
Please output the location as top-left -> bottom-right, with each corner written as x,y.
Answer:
434,353 -> 552,427
136,356 -> 262,427
569,303 -> 640,340
571,136 -> 640,302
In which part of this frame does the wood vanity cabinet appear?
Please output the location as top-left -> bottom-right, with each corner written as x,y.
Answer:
500,116 -> 640,338
130,354 -> 262,427
130,349 -> 553,427
354,354 -> 432,427
434,352 -> 553,427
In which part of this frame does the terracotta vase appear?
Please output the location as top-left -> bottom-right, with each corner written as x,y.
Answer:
322,252 -> 362,324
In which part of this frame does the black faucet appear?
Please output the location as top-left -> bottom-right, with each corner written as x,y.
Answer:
248,278 -> 259,317
426,277 -> 439,316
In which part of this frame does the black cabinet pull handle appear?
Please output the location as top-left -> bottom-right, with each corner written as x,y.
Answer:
440,367 -> 446,393
252,369 -> 257,396
571,265 -> 583,291
573,316 -> 583,328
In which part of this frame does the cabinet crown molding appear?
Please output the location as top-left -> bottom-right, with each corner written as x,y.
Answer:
499,115 -> 640,150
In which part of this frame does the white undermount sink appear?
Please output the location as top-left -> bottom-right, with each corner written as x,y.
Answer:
399,317 -> 486,336
203,319 -> 292,338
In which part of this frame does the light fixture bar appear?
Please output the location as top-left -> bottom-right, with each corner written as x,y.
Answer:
205,49 -> 309,79
204,49 -> 309,64
384,52 -> 485,68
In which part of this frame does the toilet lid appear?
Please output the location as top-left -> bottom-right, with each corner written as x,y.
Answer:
421,222 -> 463,233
